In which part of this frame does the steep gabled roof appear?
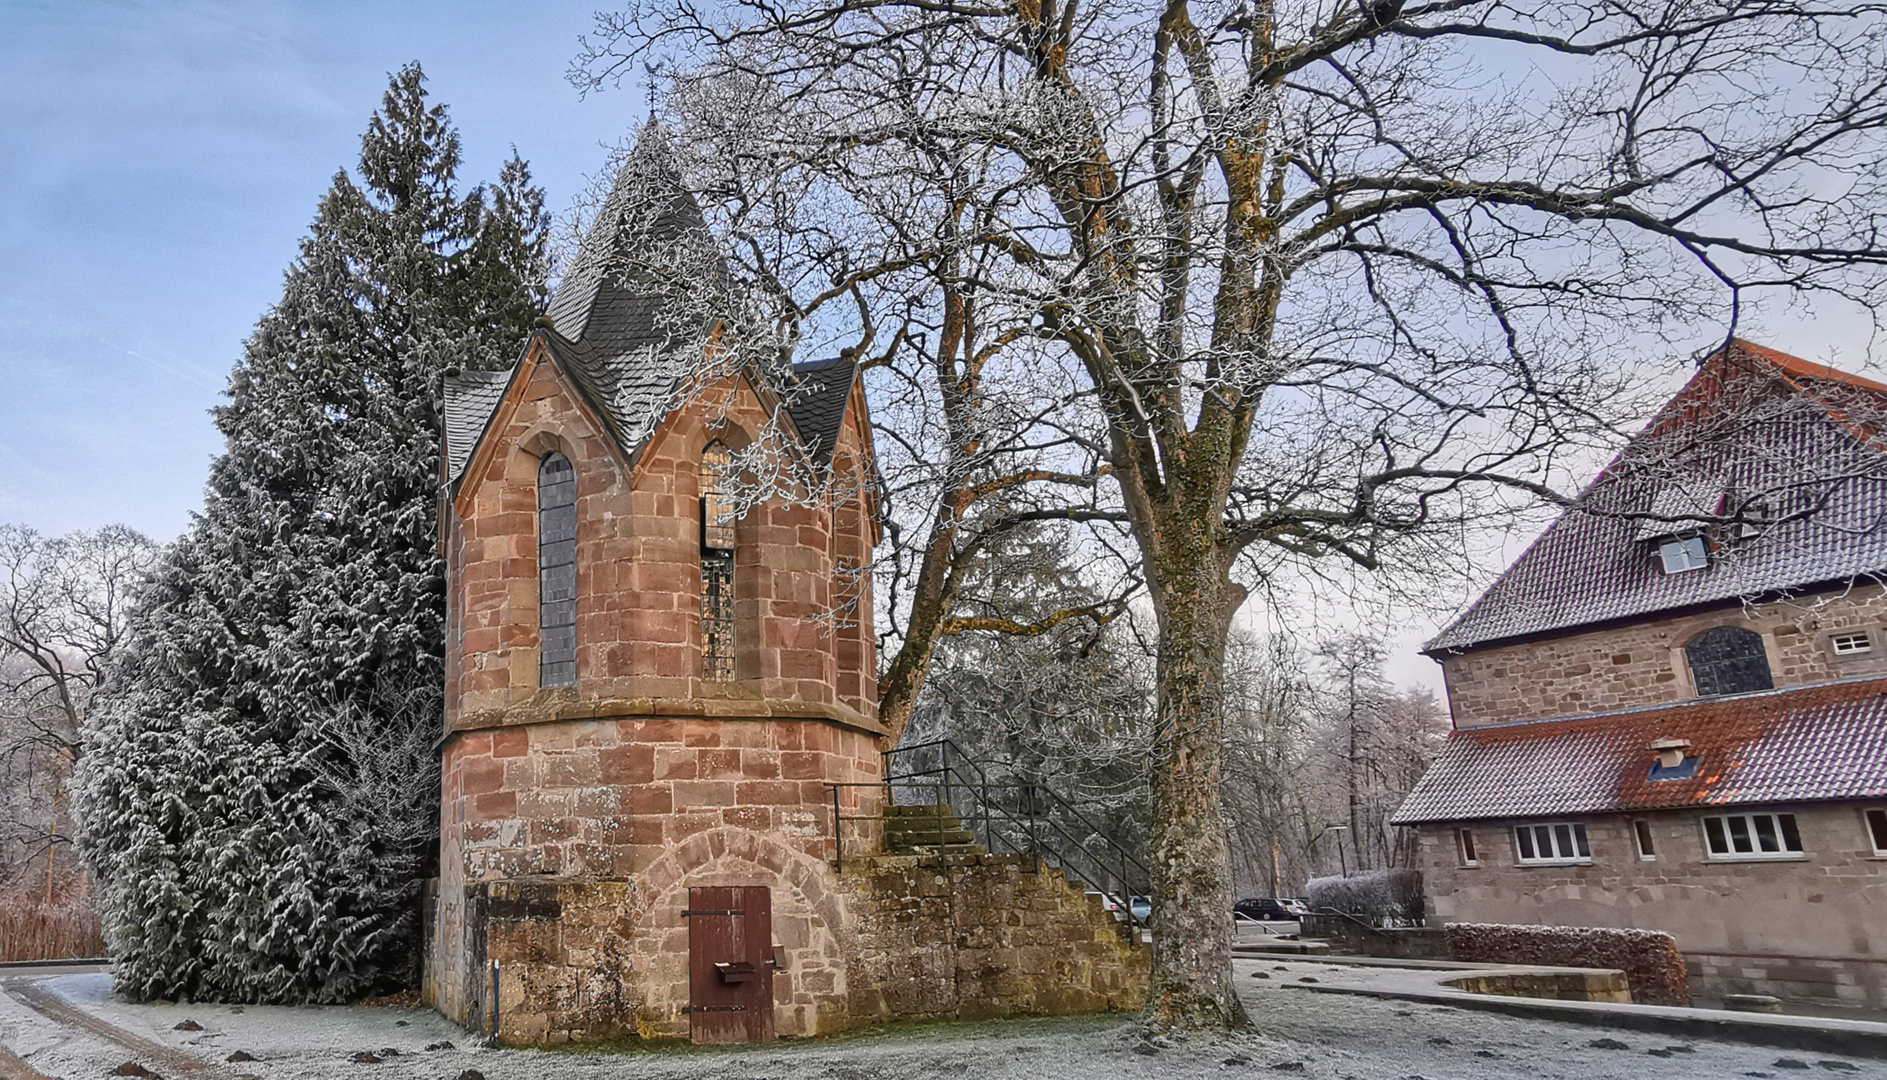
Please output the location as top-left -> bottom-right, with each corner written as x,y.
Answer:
442,368 -> 513,482
441,128 -> 872,489
443,124 -> 722,483
784,356 -> 859,467
1426,340 -> 1887,653
1391,675 -> 1887,824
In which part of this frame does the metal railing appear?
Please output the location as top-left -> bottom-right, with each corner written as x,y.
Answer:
827,738 -> 1152,927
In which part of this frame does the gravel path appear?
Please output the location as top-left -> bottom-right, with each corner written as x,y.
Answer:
0,958 -> 1879,1080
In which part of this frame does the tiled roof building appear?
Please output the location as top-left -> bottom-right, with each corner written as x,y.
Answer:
1398,340 -> 1887,1012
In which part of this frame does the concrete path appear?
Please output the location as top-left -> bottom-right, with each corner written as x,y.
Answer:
1250,955 -> 1887,1058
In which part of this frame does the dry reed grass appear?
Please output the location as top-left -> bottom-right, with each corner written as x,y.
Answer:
0,894 -> 104,962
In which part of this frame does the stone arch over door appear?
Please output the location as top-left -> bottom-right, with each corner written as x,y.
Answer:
628,826 -> 851,1039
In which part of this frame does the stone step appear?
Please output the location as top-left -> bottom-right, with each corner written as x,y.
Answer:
901,843 -> 987,856
886,828 -> 976,847
885,804 -> 956,817
1233,939 -> 1331,955
883,815 -> 964,830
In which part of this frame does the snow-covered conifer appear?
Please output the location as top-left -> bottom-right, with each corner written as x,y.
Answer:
77,63 -> 546,1002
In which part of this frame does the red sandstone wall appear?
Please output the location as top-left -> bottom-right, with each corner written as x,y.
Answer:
444,343 -> 881,725
1436,583 -> 1887,727
429,714 -> 884,1034
430,345 -> 889,1035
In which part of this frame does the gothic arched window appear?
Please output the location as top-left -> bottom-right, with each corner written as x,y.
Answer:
1686,626 -> 1772,697
700,442 -> 736,682
538,452 -> 577,688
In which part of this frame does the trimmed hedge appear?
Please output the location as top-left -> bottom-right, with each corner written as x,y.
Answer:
1445,922 -> 1690,1006
1305,870 -> 1424,924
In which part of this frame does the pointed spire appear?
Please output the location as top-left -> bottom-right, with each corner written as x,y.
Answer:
544,121 -> 706,345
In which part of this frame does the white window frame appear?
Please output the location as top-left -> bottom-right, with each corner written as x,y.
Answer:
1513,821 -> 1592,865
1632,818 -> 1657,861
1831,631 -> 1874,657
1865,808 -> 1887,857
1701,812 -> 1805,861
1659,535 -> 1708,574
1456,827 -> 1480,868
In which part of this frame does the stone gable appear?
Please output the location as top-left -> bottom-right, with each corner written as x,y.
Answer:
1436,582 -> 1887,727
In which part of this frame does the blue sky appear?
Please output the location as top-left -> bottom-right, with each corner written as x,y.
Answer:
2,2 -> 1879,689
0,0 -> 639,540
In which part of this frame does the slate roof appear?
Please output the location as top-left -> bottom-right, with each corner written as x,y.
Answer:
442,369 -> 514,482
1426,341 -> 1887,653
784,356 -> 859,467
441,125 -> 863,485
533,124 -> 723,456
1391,675 -> 1887,824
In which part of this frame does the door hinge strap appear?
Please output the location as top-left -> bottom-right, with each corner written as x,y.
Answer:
681,909 -> 746,917
682,1005 -> 748,1013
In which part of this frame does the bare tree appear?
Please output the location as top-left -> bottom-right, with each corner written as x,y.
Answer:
576,0 -> 1887,1025
1221,631 -> 1442,894
1220,631 -> 1318,897
0,525 -> 156,894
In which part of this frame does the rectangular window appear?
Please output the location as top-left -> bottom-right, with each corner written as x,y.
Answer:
1831,631 -> 1873,656
701,549 -> 735,682
1633,819 -> 1657,860
1456,828 -> 1479,867
1659,535 -> 1708,574
1514,822 -> 1591,864
1866,809 -> 1887,856
1702,812 -> 1804,859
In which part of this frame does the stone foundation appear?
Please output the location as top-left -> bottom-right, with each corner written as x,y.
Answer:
1688,952 -> 1887,1011
423,851 -> 1148,1044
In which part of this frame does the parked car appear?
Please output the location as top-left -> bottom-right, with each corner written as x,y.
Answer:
1234,897 -> 1298,921
1128,896 -> 1152,922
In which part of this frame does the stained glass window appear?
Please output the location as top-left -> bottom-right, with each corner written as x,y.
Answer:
1685,626 -> 1772,697
700,443 -> 736,681
538,453 -> 577,688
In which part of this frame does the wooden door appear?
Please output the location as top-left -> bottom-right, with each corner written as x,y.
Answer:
686,885 -> 774,1043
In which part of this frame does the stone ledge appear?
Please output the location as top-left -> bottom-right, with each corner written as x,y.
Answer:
447,694 -> 890,739
1271,961 -> 1887,1059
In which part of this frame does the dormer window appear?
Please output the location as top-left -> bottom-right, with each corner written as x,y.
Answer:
1658,535 -> 1708,574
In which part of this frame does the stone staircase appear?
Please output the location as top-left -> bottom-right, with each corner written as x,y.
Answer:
881,803 -> 983,854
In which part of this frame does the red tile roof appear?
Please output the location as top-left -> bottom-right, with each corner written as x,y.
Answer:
1427,340 -> 1887,652
1392,675 -> 1887,824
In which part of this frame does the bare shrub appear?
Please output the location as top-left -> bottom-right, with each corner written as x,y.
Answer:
1305,869 -> 1424,925
1447,922 -> 1689,1006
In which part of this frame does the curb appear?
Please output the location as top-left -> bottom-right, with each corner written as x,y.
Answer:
1283,981 -> 1887,1059
0,958 -> 107,971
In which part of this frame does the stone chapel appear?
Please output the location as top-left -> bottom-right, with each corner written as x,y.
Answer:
421,129 -> 1145,1044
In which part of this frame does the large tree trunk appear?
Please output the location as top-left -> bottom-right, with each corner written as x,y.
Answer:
1143,537 -> 1248,1029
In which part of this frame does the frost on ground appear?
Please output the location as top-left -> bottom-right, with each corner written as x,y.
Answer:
0,959 -> 1880,1080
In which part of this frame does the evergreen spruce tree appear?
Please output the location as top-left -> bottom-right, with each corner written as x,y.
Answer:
77,63 -> 547,1002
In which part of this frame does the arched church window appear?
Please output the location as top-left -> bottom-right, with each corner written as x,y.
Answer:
700,442 -> 736,682
1686,626 -> 1772,697
538,452 -> 578,688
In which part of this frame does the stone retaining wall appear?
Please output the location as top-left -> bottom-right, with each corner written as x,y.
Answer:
425,851 -> 1148,1044
839,853 -> 1148,1020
